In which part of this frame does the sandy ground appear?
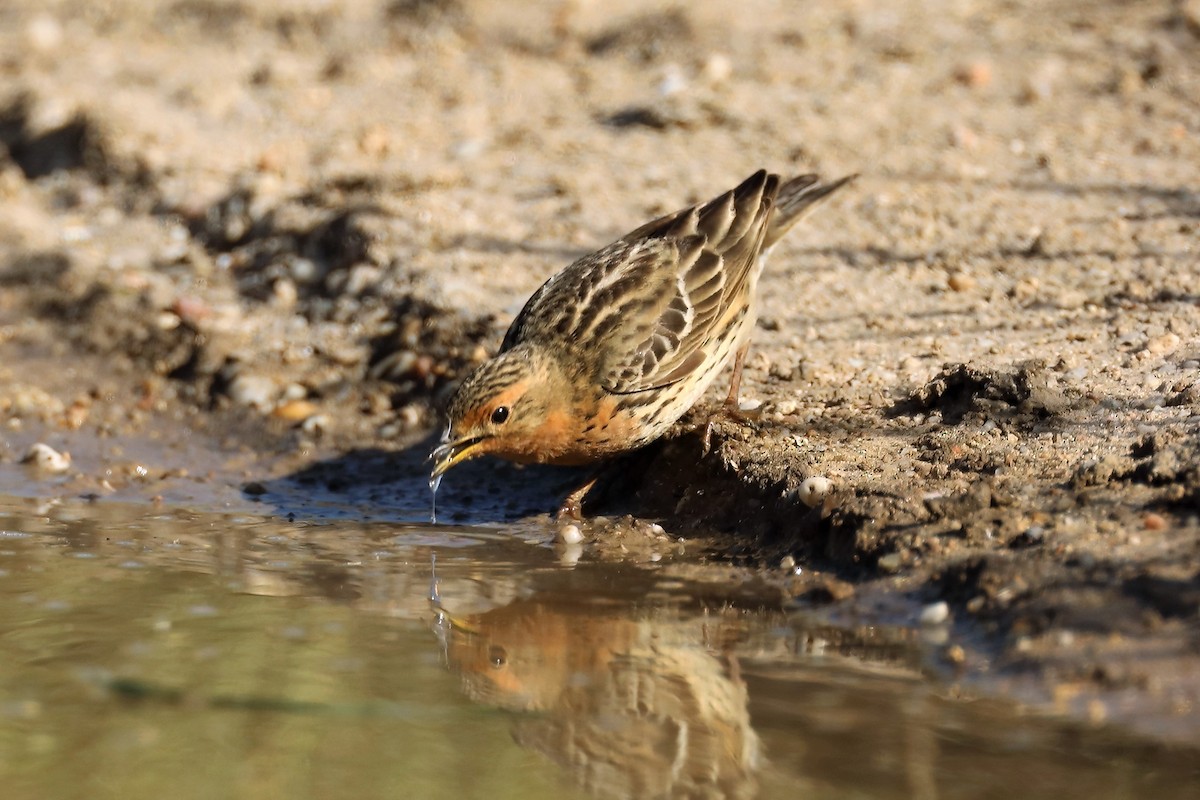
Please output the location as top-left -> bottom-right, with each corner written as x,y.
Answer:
1,0 -> 1199,742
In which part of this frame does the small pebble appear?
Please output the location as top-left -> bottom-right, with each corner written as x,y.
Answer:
703,52 -> 733,83
273,399 -> 318,422
919,601 -> 950,626
1143,333 -> 1181,357
947,272 -> 976,292
780,554 -> 796,571
25,13 -> 63,52
558,542 -> 583,567
955,60 -> 993,88
227,374 -> 280,411
796,475 -> 832,508
944,644 -> 966,665
22,443 -> 71,474
301,414 -> 330,437
171,295 -> 211,323
556,523 -> 584,545
397,405 -> 422,428
877,553 -> 903,573
1142,512 -> 1168,531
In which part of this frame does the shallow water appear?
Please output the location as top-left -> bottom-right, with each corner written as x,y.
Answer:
0,496 -> 1196,800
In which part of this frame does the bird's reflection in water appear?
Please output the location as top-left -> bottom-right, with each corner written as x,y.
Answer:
441,594 -> 760,800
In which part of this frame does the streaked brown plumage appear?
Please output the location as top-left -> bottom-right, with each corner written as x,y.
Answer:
431,169 -> 855,511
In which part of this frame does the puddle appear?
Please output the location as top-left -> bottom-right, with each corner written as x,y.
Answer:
0,496 -> 1196,799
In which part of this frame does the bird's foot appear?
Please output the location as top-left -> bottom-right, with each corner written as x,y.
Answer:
702,399 -> 762,455
555,475 -> 598,521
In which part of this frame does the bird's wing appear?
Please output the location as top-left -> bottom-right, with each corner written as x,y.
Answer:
502,170 -> 779,395
599,170 -> 780,394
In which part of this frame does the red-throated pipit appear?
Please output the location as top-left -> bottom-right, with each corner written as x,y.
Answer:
431,169 -> 855,517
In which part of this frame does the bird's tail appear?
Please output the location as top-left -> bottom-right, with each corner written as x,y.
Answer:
764,173 -> 857,250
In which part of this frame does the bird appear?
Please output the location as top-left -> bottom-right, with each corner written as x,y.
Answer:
430,168 -> 855,518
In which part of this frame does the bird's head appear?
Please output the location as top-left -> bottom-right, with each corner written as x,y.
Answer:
430,346 -> 565,478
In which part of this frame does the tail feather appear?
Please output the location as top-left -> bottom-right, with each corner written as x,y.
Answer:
764,173 -> 857,250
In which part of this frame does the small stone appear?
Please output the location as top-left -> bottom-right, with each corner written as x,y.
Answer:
556,523 -> 584,545
1143,333 -> 1181,357
877,552 -> 903,573
171,295 -> 211,324
22,443 -> 71,474
796,475 -> 832,508
949,124 -> 979,150
947,272 -> 975,292
1143,512 -> 1168,531
272,278 -> 298,308
558,542 -> 583,567
774,399 -> 798,415
63,401 -> 90,430
26,13 -> 63,52
155,312 -> 181,331
290,258 -> 319,283
358,124 -> 392,157
227,374 -> 280,411
397,405 -> 422,429
703,52 -> 733,83
272,399 -> 318,422
300,414 -> 330,437
242,481 -> 267,496
955,60 -> 993,88
780,555 -> 796,571
944,644 -> 966,665
1022,525 -> 1047,543
919,601 -> 950,625
1019,58 -> 1064,104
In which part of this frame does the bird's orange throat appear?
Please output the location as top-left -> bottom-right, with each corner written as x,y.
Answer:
480,406 -> 582,465
482,395 -> 637,467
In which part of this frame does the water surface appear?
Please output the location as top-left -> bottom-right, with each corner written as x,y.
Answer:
0,497 -> 1195,799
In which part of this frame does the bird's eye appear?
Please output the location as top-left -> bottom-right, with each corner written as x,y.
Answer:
488,645 -> 507,668
490,406 -> 510,425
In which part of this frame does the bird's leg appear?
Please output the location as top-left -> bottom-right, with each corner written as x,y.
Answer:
723,342 -> 751,413
704,343 -> 759,453
556,473 -> 600,521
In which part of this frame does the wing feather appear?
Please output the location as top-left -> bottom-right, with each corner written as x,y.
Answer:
502,170 -> 789,396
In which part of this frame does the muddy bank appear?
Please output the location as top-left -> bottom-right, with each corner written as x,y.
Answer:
2,0 -> 1199,742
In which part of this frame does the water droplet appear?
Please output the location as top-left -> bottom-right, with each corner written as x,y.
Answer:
428,473 -> 443,525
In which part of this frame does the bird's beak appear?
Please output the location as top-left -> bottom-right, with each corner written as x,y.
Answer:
429,433 -> 488,478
